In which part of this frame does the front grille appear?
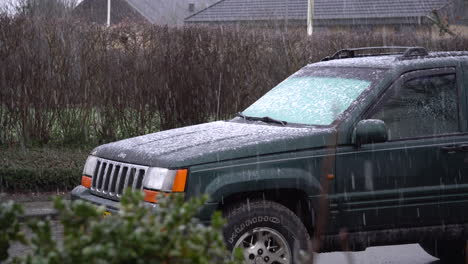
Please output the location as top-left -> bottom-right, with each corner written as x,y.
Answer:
90,158 -> 148,200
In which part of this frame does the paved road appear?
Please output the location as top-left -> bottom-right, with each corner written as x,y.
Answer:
7,220 -> 63,260
315,244 -> 439,264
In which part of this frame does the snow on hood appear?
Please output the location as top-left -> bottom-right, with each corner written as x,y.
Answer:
92,120 -> 335,168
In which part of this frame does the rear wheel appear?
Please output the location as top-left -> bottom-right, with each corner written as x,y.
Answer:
223,200 -> 310,264
419,239 -> 467,264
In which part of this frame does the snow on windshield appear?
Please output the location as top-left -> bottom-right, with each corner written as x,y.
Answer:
243,67 -> 386,126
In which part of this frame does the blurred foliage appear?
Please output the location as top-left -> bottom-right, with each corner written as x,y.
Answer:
0,148 -> 87,193
0,199 -> 26,262
1,190 -> 243,264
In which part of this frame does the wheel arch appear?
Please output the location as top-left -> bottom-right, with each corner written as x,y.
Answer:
217,189 -> 315,237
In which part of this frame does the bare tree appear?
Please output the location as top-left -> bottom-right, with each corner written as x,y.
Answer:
14,0 -> 78,18
427,9 -> 456,36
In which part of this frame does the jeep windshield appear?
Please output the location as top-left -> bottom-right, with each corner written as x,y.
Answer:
242,67 -> 387,126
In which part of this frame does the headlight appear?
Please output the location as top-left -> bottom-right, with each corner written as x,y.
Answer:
143,168 -> 188,192
82,156 -> 98,177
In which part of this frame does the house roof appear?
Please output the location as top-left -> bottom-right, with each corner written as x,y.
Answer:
185,0 -> 450,23
124,0 -> 161,24
73,0 -> 146,24
74,0 -> 165,24
126,0 -> 177,24
75,0 -> 219,25
125,0 -> 220,25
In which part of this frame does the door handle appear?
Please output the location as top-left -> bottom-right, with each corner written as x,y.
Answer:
459,144 -> 468,152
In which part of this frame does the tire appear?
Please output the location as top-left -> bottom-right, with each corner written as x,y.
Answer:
223,200 -> 310,264
419,239 -> 466,264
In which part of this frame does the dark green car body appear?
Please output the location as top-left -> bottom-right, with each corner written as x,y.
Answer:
72,49 -> 468,251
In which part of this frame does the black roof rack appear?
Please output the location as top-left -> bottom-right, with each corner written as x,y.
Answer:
321,46 -> 429,61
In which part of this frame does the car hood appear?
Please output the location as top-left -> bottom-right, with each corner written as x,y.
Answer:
91,120 -> 336,168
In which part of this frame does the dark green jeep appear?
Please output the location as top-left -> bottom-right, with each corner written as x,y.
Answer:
72,47 -> 468,263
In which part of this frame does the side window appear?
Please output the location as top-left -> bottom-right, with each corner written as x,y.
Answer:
370,73 -> 459,140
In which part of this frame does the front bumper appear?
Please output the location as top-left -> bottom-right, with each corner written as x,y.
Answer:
71,185 -> 217,224
71,185 -> 159,214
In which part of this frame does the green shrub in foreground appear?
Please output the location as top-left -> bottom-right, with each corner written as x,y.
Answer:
0,199 -> 25,262
0,191 -> 243,264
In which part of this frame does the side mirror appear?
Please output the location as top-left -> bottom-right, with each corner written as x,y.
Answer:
353,119 -> 388,147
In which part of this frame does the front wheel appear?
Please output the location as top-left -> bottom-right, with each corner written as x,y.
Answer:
419,239 -> 467,264
223,200 -> 310,264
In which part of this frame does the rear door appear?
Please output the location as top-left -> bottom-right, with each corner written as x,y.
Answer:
335,67 -> 468,231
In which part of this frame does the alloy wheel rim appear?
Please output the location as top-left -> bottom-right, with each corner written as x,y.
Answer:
234,227 -> 292,264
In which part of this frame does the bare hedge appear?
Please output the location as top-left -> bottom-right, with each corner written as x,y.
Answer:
1,14 -> 468,147
0,147 -> 87,193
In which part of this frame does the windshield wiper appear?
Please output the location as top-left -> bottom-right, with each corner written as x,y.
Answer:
236,112 -> 287,126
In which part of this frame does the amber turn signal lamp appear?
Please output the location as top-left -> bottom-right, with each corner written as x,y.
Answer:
327,174 -> 335,180
144,190 -> 171,203
81,176 -> 92,188
143,189 -> 159,203
172,169 -> 188,192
